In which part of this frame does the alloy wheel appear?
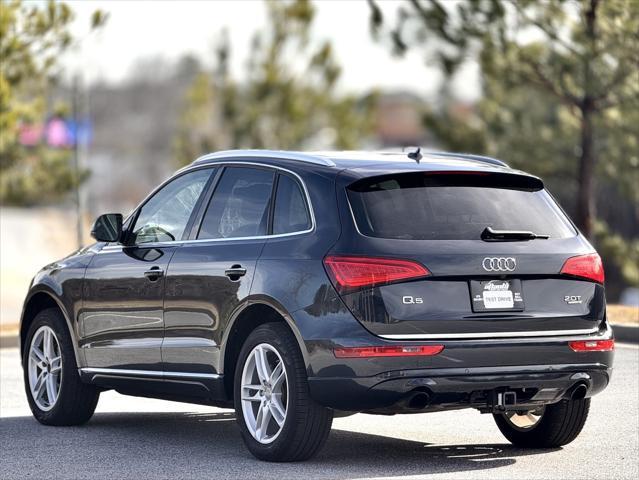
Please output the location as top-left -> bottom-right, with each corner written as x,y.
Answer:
503,406 -> 546,431
28,326 -> 62,411
240,343 -> 288,444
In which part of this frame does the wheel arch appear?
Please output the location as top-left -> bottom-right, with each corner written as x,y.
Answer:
220,296 -> 309,400
20,289 -> 82,367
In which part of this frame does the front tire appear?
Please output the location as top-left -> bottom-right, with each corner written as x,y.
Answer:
23,308 -> 100,426
493,398 -> 590,448
234,322 -> 333,462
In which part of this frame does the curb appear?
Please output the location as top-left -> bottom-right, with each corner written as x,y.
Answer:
611,324 -> 639,344
0,335 -> 19,349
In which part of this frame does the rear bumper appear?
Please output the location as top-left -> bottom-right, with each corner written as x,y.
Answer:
308,362 -> 611,412
304,320 -> 614,413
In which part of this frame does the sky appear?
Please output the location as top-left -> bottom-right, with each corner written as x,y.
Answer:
64,0 -> 480,101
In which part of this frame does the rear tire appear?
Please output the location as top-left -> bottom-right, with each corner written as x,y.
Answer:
493,398 -> 590,448
22,308 -> 100,426
234,322 -> 333,461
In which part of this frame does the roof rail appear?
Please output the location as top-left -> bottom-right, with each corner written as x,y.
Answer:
192,149 -> 336,167
429,151 -> 509,168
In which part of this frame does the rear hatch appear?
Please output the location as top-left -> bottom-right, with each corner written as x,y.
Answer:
327,170 -> 605,339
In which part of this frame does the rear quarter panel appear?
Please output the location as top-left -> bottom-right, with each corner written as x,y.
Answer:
250,166 -> 345,373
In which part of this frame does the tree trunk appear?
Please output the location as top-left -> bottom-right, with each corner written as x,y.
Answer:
575,0 -> 599,239
576,104 -> 596,238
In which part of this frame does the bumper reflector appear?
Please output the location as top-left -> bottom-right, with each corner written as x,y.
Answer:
569,339 -> 614,352
333,345 -> 444,358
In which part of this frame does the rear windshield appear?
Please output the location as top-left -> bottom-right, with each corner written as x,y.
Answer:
347,172 -> 576,240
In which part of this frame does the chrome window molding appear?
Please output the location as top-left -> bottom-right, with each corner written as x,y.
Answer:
379,327 -> 599,340
346,193 -> 366,237
100,230 -> 312,252
100,161 -> 316,252
80,367 -> 221,379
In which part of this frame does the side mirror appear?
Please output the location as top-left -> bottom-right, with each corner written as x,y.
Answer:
91,213 -> 123,243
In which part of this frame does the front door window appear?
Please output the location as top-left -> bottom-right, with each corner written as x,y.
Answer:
131,169 -> 212,244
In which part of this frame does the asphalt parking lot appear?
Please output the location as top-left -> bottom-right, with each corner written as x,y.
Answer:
1,344 -> 637,480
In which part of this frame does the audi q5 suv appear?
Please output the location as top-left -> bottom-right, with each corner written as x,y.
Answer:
20,149 -> 613,461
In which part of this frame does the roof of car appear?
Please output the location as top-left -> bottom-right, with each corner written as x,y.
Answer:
190,149 -> 515,174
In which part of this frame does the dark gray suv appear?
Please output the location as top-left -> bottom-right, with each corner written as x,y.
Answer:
20,150 -> 613,461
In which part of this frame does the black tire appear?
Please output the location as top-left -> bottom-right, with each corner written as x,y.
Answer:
234,322 -> 333,462
493,398 -> 591,448
22,308 -> 100,426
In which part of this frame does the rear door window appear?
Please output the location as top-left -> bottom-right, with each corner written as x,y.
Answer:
197,167 -> 275,239
347,172 -> 575,240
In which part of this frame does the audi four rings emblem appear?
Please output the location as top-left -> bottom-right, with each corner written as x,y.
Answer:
482,257 -> 517,272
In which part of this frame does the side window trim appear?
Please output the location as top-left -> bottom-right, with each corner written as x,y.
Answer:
185,167 -> 224,240
123,166 -> 215,247
178,167 -> 218,241
266,174 -> 280,235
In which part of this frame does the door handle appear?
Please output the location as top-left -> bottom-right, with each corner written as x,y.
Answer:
225,265 -> 247,280
144,266 -> 164,281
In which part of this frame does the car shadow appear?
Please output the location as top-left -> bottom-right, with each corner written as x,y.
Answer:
0,411 -> 557,479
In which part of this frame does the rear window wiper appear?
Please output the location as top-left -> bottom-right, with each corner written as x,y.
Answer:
481,226 -> 550,241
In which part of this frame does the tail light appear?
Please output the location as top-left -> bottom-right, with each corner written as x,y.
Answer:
569,339 -> 614,352
323,255 -> 430,293
560,253 -> 604,284
334,345 -> 444,358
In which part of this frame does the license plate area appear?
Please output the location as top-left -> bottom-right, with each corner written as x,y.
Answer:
470,279 -> 524,312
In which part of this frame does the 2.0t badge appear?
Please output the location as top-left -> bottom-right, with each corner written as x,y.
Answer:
564,295 -> 583,304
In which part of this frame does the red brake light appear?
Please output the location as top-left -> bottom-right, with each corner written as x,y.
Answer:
334,345 -> 444,358
323,256 -> 430,292
569,339 -> 614,352
560,253 -> 604,284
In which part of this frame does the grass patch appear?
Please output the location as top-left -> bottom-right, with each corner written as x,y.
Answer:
608,304 -> 639,326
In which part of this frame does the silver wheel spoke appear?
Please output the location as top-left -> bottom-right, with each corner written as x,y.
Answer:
269,396 -> 286,426
30,346 -> 45,364
241,388 -> 262,402
270,362 -> 284,389
46,374 -> 57,404
254,347 -> 271,383
43,329 -> 53,359
255,402 -> 272,441
254,402 -> 264,435
242,396 -> 262,402
50,356 -> 62,373
33,372 -> 47,402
